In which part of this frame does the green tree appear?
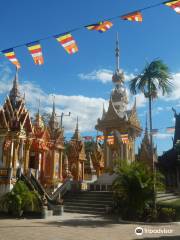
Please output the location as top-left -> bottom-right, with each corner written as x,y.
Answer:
112,161 -> 164,220
129,59 -> 172,153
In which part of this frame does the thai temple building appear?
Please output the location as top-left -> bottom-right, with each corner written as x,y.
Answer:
159,108 -> 180,191
0,71 -> 66,195
67,118 -> 86,181
137,117 -> 158,169
95,34 -> 142,170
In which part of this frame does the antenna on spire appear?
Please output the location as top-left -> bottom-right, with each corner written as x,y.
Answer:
37,99 -> 41,114
51,94 -> 56,115
76,116 -> 79,131
115,32 -> 120,71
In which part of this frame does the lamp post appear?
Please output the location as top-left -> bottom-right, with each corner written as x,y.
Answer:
59,112 -> 71,128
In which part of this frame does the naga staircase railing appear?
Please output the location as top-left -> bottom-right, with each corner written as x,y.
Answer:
21,172 -> 72,204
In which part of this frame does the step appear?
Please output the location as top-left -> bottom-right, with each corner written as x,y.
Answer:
64,204 -> 105,210
64,194 -> 113,199
64,201 -> 112,207
157,196 -> 180,202
64,209 -> 105,215
157,193 -> 178,198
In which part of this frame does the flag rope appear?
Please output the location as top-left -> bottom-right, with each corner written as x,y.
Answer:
0,0 -> 174,53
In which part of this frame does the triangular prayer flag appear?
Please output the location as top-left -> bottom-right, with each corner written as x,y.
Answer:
27,41 -> 44,65
2,49 -> 21,69
55,33 -> 78,54
83,136 -> 93,141
121,134 -> 129,144
121,11 -> 143,22
86,21 -> 113,33
107,138 -> 114,145
164,0 -> 180,14
166,127 -> 175,133
96,135 -> 104,141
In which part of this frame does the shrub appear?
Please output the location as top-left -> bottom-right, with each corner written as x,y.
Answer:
158,207 -> 176,222
112,161 -> 164,220
0,180 -> 41,217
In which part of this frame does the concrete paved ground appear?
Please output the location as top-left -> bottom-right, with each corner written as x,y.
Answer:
0,213 -> 180,240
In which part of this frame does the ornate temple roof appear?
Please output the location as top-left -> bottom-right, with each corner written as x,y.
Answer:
95,34 -> 141,136
72,117 -> 82,141
49,100 -> 59,132
172,108 -> 180,146
0,69 -> 33,134
47,101 -> 64,148
33,107 -> 47,138
138,117 -> 157,167
158,108 -> 180,170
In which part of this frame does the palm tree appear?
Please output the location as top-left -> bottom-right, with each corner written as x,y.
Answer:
129,59 -> 172,164
129,59 -> 173,209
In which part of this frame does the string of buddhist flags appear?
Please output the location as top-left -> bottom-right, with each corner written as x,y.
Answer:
82,126 -> 175,143
1,0 -> 180,69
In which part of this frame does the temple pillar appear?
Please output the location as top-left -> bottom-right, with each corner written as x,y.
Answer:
10,140 -> 14,168
19,139 -> 24,171
0,138 -> 4,167
82,161 -> 84,180
77,160 -> 79,181
125,143 -> 128,161
24,140 -> 31,173
104,138 -> 107,168
120,143 -> 123,161
59,150 -> 63,180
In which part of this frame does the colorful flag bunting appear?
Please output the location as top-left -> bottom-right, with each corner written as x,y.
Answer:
86,21 -> 113,33
121,134 -> 129,144
2,49 -> 21,69
107,138 -> 114,145
27,41 -> 44,65
97,135 -> 104,141
166,127 -> 175,133
164,0 -> 180,14
121,11 -> 143,22
55,33 -> 78,54
83,136 -> 93,141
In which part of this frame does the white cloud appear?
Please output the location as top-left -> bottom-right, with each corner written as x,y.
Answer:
79,69 -> 113,84
153,133 -> 173,139
78,68 -> 135,84
135,93 -> 146,108
0,65 -> 108,133
160,72 -> 180,102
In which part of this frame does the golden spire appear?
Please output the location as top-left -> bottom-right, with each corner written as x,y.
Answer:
72,116 -> 81,141
49,96 -> 59,131
34,99 -> 44,130
115,32 -> 120,71
112,32 -> 124,85
9,67 -> 21,105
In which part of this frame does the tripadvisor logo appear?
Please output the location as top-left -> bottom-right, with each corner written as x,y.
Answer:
135,227 -> 143,236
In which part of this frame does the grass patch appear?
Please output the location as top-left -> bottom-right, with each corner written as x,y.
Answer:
157,200 -> 180,221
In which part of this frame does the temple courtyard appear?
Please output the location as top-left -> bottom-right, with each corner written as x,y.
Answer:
0,213 -> 180,240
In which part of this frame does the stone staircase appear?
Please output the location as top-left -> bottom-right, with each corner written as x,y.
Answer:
63,191 -> 113,215
157,192 -> 180,203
